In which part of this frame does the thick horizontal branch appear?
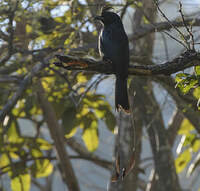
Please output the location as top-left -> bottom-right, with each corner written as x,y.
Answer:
54,50 -> 200,76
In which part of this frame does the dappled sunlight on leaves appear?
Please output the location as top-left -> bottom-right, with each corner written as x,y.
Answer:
175,149 -> 191,173
0,0 -> 116,189
175,118 -> 200,175
82,120 -> 99,152
11,173 -> 31,191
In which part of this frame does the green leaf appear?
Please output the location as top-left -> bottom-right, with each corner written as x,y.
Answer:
11,173 -> 30,191
65,10 -> 72,24
175,149 -> 192,173
178,119 -> 194,135
31,149 -> 43,158
0,154 -> 10,172
26,24 -> 32,33
54,16 -> 65,23
7,121 -> 23,143
82,121 -> 99,152
192,139 -> 200,152
195,66 -> 200,75
77,73 -> 87,83
104,110 -> 116,132
94,108 -> 106,118
35,138 -> 52,150
82,94 -> 105,108
175,73 -> 197,94
31,159 -> 53,178
193,87 -> 200,99
62,106 -> 77,137
175,73 -> 189,83
183,133 -> 196,147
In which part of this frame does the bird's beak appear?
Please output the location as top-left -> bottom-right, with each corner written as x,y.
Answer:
94,15 -> 104,22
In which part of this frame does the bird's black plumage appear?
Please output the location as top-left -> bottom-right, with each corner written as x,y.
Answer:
95,9 -> 130,113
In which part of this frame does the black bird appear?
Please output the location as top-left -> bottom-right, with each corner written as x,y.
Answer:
95,8 -> 130,113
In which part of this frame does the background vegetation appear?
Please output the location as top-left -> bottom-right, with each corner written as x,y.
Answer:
1,0 -> 200,190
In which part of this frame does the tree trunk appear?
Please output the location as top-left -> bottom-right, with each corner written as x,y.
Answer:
130,1 -> 181,191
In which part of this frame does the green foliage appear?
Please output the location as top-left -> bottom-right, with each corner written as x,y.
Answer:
175,149 -> 191,173
0,118 -> 54,190
175,73 -> 198,94
175,119 -> 200,174
175,66 -> 200,110
178,118 -> 194,135
31,157 -> 53,178
0,0 -> 116,190
11,174 -> 31,191
63,93 -> 116,151
82,120 -> 99,152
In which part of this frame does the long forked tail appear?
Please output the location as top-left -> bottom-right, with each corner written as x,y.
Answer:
115,77 -> 130,113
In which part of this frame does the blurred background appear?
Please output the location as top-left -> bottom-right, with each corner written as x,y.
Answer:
1,0 -> 200,191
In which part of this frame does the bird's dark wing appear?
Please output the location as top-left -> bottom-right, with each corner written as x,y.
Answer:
101,25 -> 129,77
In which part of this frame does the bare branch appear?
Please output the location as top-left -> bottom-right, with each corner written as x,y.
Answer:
131,17 -> 200,41
66,137 -> 112,170
178,2 -> 195,50
154,0 -> 189,49
167,110 -> 184,146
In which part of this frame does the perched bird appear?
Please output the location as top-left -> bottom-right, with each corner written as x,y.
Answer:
94,7 -> 130,113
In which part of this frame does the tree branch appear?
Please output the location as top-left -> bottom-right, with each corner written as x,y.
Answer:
0,61 -> 48,123
37,82 -> 80,191
154,76 -> 200,134
0,75 -> 22,83
131,17 -> 200,41
54,50 -> 200,76
66,137 -> 112,170
167,110 -> 184,146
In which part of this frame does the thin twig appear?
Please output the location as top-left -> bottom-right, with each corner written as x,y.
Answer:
131,17 -> 200,41
132,1 -> 188,49
154,0 -> 189,49
47,65 -> 78,106
178,2 -> 195,50
77,74 -> 104,106
48,66 -> 76,94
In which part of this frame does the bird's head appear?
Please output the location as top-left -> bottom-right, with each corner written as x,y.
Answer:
94,7 -> 121,26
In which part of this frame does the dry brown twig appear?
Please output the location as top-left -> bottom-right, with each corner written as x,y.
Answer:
178,2 -> 195,50
154,0 -> 193,50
